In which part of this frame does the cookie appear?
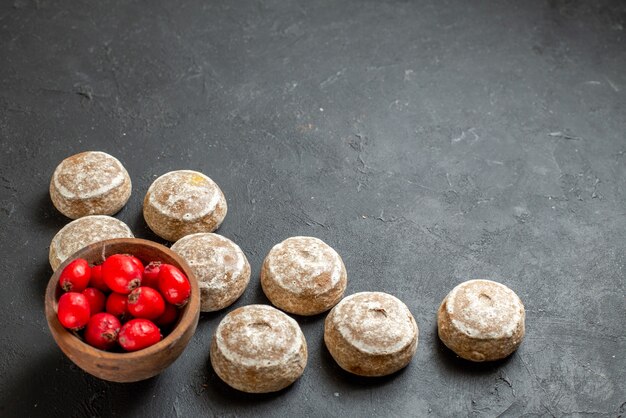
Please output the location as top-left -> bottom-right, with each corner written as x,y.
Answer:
50,151 -> 132,219
261,236 -> 347,316
210,305 -> 307,393
49,215 -> 134,271
171,233 -> 250,312
324,292 -> 418,376
437,279 -> 525,362
143,170 -> 227,242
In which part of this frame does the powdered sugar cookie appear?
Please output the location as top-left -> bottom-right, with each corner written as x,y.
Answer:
50,151 -> 131,219
210,305 -> 307,393
324,292 -> 418,376
261,236 -> 347,316
437,279 -> 525,362
143,170 -> 227,242
171,233 -> 250,312
49,215 -> 133,271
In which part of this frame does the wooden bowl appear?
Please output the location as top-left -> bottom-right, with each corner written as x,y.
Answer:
45,238 -> 200,383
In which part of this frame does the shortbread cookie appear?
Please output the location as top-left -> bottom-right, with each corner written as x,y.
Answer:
210,305 -> 307,393
437,279 -> 525,362
49,215 -> 134,271
324,292 -> 418,376
50,151 -> 132,219
171,233 -> 250,312
261,236 -> 347,316
143,170 -> 227,242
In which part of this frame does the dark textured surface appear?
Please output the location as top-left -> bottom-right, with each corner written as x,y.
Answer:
1,0 -> 625,416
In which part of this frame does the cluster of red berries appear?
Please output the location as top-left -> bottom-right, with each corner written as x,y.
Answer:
56,254 -> 191,352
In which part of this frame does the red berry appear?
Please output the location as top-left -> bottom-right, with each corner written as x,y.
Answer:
127,287 -> 165,320
118,319 -> 162,352
142,261 -> 162,288
158,264 -> 191,307
102,254 -> 142,294
84,313 -> 121,351
106,292 -> 129,320
126,255 -> 145,274
57,292 -> 91,331
59,258 -> 91,292
89,265 -> 109,293
82,288 -> 106,314
155,303 -> 178,328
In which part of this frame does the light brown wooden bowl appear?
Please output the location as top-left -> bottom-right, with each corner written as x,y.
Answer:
45,238 -> 200,383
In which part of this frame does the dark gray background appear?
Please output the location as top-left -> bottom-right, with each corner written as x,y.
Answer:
1,0 -> 625,416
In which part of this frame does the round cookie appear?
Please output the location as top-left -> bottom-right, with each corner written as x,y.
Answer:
170,233 -> 250,312
143,170 -> 227,242
50,151 -> 132,219
210,305 -> 308,393
261,236 -> 347,316
49,215 -> 134,271
324,292 -> 418,377
437,279 -> 525,362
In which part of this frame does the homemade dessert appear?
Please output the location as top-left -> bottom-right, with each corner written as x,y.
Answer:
437,279 -> 525,362
261,236 -> 347,316
210,305 -> 307,393
171,233 -> 250,312
50,151 -> 132,219
49,215 -> 133,271
143,170 -> 227,242
324,292 -> 418,376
